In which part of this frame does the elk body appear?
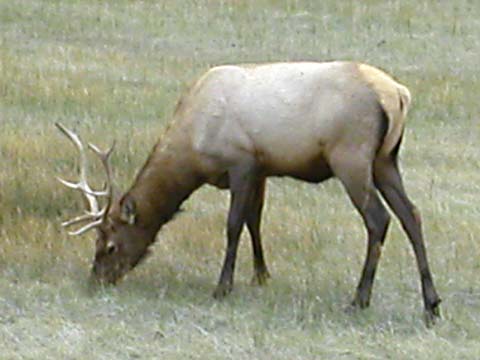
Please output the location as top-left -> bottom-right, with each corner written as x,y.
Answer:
57,61 -> 440,323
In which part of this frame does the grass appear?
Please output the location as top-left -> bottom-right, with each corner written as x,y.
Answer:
1,0 -> 480,358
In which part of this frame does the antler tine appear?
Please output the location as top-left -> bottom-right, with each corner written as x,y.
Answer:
55,123 -> 89,181
88,141 -> 115,217
66,218 -> 105,236
60,207 -> 108,228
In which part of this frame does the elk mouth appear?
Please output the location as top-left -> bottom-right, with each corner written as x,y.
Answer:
89,273 -> 119,286
89,261 -> 131,287
88,249 -> 152,288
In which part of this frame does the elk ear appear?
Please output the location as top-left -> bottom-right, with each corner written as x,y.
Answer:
120,195 -> 137,225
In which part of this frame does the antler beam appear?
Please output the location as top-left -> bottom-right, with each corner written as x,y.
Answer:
56,123 -> 115,235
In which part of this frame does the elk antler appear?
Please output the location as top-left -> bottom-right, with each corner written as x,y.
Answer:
56,123 -> 115,236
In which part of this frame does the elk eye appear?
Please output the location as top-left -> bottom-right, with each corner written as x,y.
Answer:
106,242 -> 117,255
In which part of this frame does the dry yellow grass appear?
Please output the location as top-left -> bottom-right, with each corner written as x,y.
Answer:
1,0 -> 480,358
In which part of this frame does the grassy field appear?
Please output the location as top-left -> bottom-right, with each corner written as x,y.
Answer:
1,0 -> 480,358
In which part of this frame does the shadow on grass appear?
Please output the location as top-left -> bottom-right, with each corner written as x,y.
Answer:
1,247 -> 448,335
0,251 -> 435,338
86,263 -> 432,334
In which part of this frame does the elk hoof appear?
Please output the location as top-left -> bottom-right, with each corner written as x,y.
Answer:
351,294 -> 370,310
213,283 -> 232,299
251,270 -> 271,286
424,302 -> 442,327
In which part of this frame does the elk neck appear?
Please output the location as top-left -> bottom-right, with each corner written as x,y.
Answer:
125,126 -> 203,232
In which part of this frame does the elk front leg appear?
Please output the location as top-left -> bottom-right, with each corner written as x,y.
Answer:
246,177 -> 270,286
213,161 -> 258,299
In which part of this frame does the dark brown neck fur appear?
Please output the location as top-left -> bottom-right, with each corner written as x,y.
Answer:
126,127 -> 202,234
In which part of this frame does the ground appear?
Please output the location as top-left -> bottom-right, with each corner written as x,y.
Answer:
1,1 -> 480,359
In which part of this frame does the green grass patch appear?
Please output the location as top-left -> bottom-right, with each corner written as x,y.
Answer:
1,0 -> 480,358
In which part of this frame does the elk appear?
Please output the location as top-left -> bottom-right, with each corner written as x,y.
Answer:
57,61 -> 440,323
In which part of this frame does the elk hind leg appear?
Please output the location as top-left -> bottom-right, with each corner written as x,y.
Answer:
331,156 -> 390,309
374,157 -> 441,324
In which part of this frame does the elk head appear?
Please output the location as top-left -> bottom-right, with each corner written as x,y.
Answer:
56,123 -> 153,285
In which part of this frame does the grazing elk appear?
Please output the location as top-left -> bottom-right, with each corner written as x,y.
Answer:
57,61 -> 440,323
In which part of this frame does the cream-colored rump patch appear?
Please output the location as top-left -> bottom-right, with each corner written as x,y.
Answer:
357,63 -> 411,155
